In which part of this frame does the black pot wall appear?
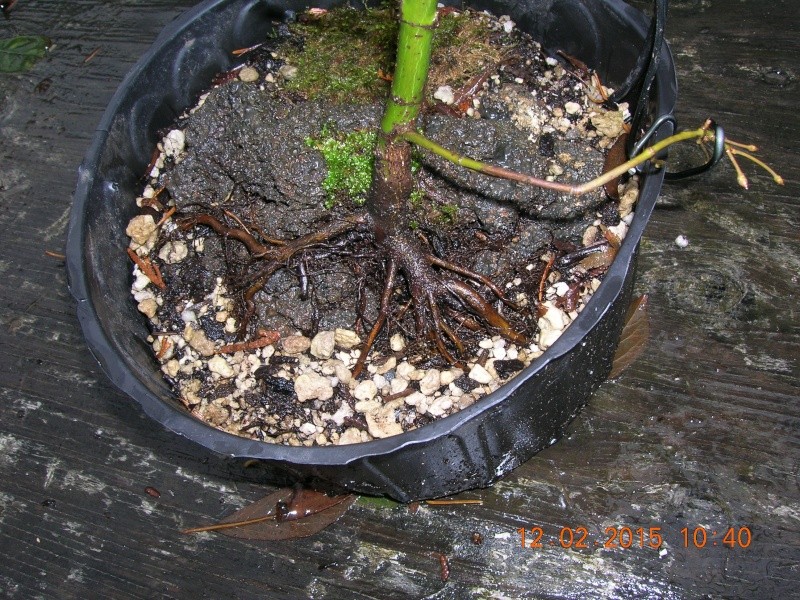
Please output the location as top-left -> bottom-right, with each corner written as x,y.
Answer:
67,0 -> 677,501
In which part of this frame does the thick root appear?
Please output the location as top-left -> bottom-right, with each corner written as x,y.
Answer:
353,231 -> 529,377
178,209 -> 527,374
178,211 -> 366,337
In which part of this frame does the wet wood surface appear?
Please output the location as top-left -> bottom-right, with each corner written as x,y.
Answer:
0,0 -> 797,597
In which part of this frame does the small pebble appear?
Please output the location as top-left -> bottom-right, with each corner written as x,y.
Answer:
390,333 -> 406,352
184,326 -> 216,357
353,379 -> 378,400
365,399 -> 405,439
208,355 -> 235,378
433,85 -> 455,105
334,328 -> 361,349
376,356 -> 397,375
162,129 -> 185,158
439,368 -> 463,386
238,66 -> 259,82
468,364 -> 493,384
137,298 -> 158,318
337,427 -> 363,445
158,240 -> 188,264
419,369 -> 442,396
310,330 -> 335,359
427,396 -> 452,417
278,64 -> 298,80
282,335 -> 311,354
396,361 -> 415,379
390,377 -> 409,394
299,422 -> 317,436
294,371 -> 333,402
334,363 -> 352,385
125,215 -> 157,248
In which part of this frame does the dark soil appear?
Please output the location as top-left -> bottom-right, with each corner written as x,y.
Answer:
129,7 -> 632,445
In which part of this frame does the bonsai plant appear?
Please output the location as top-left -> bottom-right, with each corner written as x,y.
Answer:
68,0 -> 781,500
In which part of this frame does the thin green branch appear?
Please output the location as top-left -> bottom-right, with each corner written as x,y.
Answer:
401,126 -> 783,196
401,130 -> 580,194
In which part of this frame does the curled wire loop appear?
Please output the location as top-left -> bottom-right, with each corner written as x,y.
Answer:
629,115 -> 726,180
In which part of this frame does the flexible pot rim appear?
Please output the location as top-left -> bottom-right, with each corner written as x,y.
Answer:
66,0 -> 676,469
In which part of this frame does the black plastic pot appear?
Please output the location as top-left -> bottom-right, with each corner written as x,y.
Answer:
67,0 -> 676,501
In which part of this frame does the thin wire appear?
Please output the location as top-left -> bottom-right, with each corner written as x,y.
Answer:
629,116 -> 726,180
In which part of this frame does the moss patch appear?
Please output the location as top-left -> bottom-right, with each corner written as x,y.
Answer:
283,7 -> 398,103
306,125 -> 377,208
282,7 -> 511,104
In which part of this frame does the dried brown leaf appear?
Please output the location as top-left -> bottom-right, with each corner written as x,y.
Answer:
609,294 -> 650,379
603,133 -> 628,200
182,488 -> 356,540
578,246 -> 616,271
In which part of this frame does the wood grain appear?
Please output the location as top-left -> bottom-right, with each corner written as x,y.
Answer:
0,0 -> 797,597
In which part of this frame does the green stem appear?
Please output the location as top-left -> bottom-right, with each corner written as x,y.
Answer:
402,130 -> 580,194
381,0 -> 438,134
401,128 -> 719,196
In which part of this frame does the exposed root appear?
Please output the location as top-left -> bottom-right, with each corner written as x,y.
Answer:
179,205 -> 528,376
352,230 -> 529,377
353,258 -> 397,378
178,210 -> 366,337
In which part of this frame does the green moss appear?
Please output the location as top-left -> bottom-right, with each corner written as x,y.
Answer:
282,6 -> 508,104
431,12 -> 463,50
306,125 -> 377,208
284,7 -> 398,103
409,188 -> 424,208
439,203 -> 458,223
427,10 -> 507,91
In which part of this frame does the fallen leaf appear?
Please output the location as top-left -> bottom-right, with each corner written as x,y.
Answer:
0,36 -> 51,73
182,487 -> 356,540
603,133 -> 628,200
609,294 -> 650,379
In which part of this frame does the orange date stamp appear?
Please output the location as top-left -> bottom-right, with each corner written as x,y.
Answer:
516,526 -> 752,550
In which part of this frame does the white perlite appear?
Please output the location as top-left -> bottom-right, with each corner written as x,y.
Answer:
469,364 -> 493,384
310,330 -> 336,359
390,333 -> 406,352
208,355 -> 234,378
137,298 -> 158,318
433,85 -> 455,105
158,240 -> 188,264
334,328 -> 361,349
294,372 -> 333,402
184,325 -> 216,357
419,369 -> 442,396
353,380 -> 378,402
365,399 -> 405,439
162,129 -> 185,158
126,215 -> 158,250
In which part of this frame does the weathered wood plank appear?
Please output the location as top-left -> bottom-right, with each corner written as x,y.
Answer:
0,0 -> 798,597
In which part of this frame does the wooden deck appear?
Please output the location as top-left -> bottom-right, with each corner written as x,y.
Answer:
0,0 -> 797,597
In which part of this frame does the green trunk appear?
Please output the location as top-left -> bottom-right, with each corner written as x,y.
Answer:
381,0 -> 438,134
